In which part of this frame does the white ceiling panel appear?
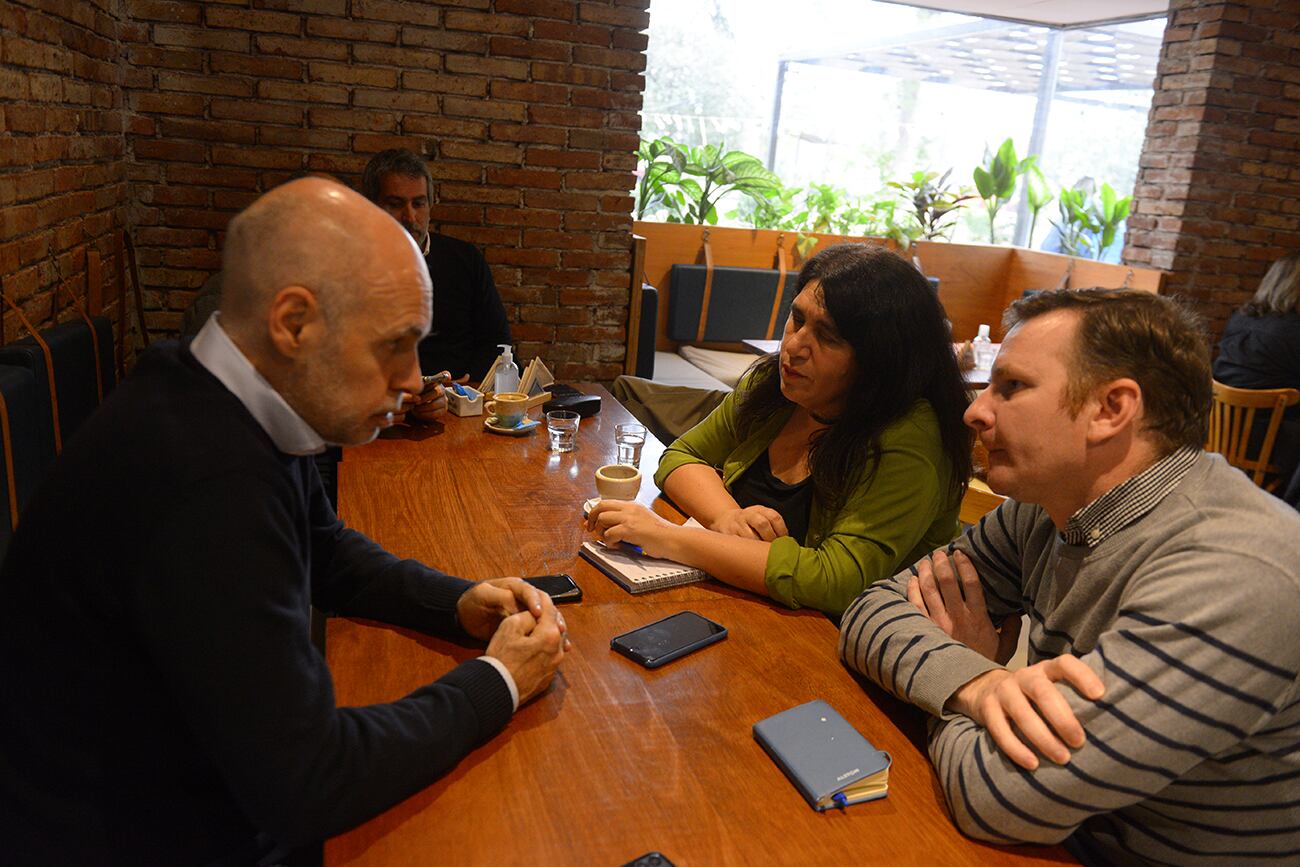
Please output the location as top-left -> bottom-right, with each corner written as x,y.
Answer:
880,0 -> 1168,28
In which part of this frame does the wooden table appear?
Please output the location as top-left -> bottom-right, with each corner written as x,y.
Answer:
325,387 -> 1068,866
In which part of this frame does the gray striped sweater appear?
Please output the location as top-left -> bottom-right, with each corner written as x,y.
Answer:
838,452 -> 1300,864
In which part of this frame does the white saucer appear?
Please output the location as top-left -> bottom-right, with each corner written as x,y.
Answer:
583,496 -> 600,518
483,416 -> 539,436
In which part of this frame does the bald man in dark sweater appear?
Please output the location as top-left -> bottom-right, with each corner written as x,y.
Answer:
0,179 -> 567,864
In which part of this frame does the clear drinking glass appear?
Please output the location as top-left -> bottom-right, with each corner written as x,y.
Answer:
614,422 -> 646,467
546,410 -> 580,452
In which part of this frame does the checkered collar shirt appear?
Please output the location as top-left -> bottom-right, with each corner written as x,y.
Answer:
1062,446 -> 1201,548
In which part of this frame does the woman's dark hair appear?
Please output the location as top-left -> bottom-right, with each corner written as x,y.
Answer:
735,243 -> 972,512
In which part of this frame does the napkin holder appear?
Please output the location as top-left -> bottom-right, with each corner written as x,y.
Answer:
448,385 -> 484,417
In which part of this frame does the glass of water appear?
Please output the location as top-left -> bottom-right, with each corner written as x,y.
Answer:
615,422 -> 646,467
546,410 -> 580,452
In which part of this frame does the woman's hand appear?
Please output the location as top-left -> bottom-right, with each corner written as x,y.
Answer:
709,505 -> 788,541
586,500 -> 680,560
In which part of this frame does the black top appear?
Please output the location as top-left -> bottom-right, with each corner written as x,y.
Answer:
0,343 -> 513,864
1214,310 -> 1300,423
730,449 -> 815,545
419,232 -> 512,381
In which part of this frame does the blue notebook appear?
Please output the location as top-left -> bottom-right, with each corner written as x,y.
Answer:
753,699 -> 891,811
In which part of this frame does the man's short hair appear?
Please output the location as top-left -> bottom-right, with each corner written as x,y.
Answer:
1004,288 -> 1211,453
360,149 -> 432,203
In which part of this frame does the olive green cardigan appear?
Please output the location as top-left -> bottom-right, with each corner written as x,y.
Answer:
654,385 -> 960,616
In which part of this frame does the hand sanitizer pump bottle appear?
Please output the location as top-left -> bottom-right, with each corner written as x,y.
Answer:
972,324 -> 996,371
494,344 -> 520,393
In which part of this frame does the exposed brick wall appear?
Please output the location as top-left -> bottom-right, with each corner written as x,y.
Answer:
1125,0 -> 1300,339
1,0 -> 647,380
0,0 -> 131,348
121,0 -> 649,380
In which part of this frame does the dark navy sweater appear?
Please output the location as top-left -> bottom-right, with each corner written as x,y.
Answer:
0,342 -> 512,864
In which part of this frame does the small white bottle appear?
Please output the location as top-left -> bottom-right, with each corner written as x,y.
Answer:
494,343 -> 520,393
972,324 -> 997,371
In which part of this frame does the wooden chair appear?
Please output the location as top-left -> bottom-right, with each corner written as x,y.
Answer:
1206,380 -> 1300,491
959,477 -> 1007,525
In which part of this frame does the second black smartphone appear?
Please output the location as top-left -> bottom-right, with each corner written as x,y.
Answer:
610,611 -> 727,669
524,574 -> 583,603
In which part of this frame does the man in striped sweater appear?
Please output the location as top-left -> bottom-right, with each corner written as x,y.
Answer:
839,289 -> 1300,864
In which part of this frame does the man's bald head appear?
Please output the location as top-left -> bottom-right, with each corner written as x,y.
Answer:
219,177 -> 428,338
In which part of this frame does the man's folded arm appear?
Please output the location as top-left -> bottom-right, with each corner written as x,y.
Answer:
134,472 -> 513,848
927,550 -> 1300,848
838,501 -> 1030,716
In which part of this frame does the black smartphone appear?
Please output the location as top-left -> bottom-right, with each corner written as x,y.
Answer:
524,574 -> 582,604
610,611 -> 727,669
621,853 -> 676,867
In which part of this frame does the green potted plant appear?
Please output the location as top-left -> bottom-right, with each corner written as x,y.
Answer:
973,138 -> 1035,244
887,169 -> 973,242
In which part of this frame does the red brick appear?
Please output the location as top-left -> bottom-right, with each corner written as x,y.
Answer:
485,167 -> 561,188
526,148 -> 602,169
573,44 -> 646,71
205,7 -> 301,34
489,36 -> 572,61
211,99 -> 304,125
352,134 -> 429,154
525,190 -> 601,210
160,117 -> 258,144
440,184 -> 519,205
485,207 -> 563,228
429,204 -> 483,223
444,55 -> 530,79
443,96 -> 527,121
133,139 -> 207,163
444,10 -> 530,35
490,80 -> 569,105
522,229 -> 593,250
531,61 -> 609,87
442,141 -> 523,164
519,304 -> 589,324
494,0 -> 576,19
212,146 -> 304,169
577,3 -> 648,29
259,126 -> 350,150
401,26 -> 488,52
126,45 -> 204,70
354,0 -> 439,25
259,0 -> 348,13
532,19 -> 611,45
210,52 -> 304,79
125,0 -> 202,23
256,34 -> 349,59
309,61 -> 399,87
402,70 -> 489,96
257,81 -> 349,104
402,114 -> 487,138
350,43 -> 441,67
153,24 -> 250,51
529,105 -> 605,129
488,122 -> 568,145
158,71 -> 252,97
306,17 -> 398,42
352,90 -> 441,111
310,107 -> 397,132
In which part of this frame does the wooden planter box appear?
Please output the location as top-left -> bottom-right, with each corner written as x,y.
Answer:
627,221 -> 1165,369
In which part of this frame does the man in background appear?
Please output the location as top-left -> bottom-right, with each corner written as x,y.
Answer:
362,148 -> 512,388
0,178 -> 568,863
839,289 -> 1300,863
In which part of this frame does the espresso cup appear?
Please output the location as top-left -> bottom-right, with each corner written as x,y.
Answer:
595,463 -> 642,500
485,391 -> 529,428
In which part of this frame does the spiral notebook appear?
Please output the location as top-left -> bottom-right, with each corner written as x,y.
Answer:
579,535 -> 708,594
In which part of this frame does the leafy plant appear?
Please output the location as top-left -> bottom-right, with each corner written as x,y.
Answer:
973,138 -> 1035,244
729,182 -> 819,257
633,136 -> 682,221
667,142 -> 781,225
1051,182 -> 1100,257
1049,179 -> 1133,260
1024,165 -> 1054,249
887,169 -> 973,241
1092,182 -> 1132,259
803,183 -> 852,235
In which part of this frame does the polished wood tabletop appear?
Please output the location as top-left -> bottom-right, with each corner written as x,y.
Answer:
324,386 -> 1069,866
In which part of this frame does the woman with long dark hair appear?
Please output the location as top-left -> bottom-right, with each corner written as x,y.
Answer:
588,244 -> 973,617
